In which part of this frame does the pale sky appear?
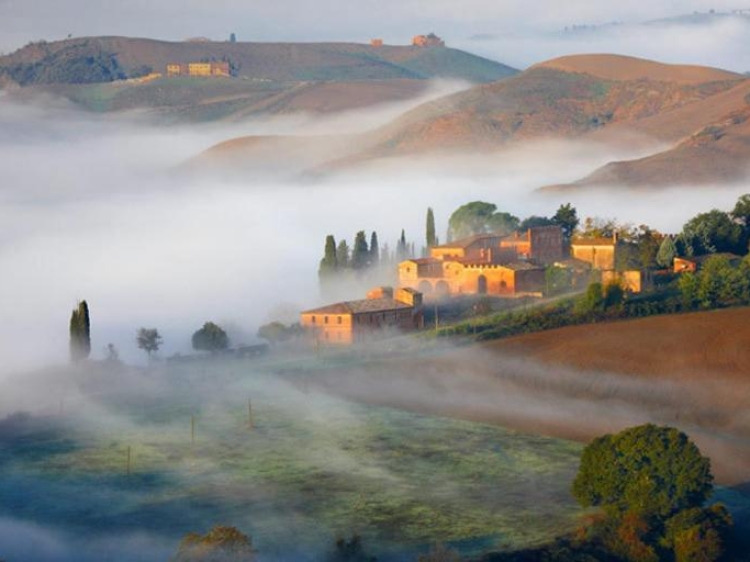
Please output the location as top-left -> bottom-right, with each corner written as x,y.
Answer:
0,0 -> 744,56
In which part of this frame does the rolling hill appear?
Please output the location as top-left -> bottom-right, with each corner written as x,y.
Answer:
0,36 -> 518,119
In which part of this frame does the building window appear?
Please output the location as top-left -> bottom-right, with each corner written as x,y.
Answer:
337,316 -> 342,324
324,316 -> 329,324
311,316 -> 316,324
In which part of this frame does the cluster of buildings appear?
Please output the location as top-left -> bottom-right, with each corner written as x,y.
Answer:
166,62 -> 230,78
300,224 -> 647,345
369,33 -> 446,48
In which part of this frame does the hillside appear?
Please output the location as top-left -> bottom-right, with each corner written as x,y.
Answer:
0,36 -> 517,84
0,36 -> 517,119
308,307 -> 750,485
311,55 -> 744,162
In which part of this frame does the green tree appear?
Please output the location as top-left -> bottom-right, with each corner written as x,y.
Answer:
552,203 -> 579,239
545,266 -> 572,296
680,209 -> 743,256
369,231 -> 380,267
319,235 -> 338,280
397,229 -> 408,260
192,322 -> 229,353
257,321 -> 291,345
447,201 -> 519,240
575,282 -> 604,314
678,271 -> 699,309
229,33 -> 237,43
172,525 -> 256,562
325,534 -> 376,562
656,236 -> 677,268
426,207 -> 437,248
336,239 -> 350,269
663,505 -> 733,562
572,424 -> 713,521
603,282 -> 624,309
136,328 -> 162,358
69,300 -> 91,362
351,231 -> 370,270
731,193 -> 750,229
520,215 -> 555,230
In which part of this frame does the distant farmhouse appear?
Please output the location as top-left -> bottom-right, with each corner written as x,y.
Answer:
300,287 -> 424,345
166,62 -> 230,78
412,33 -> 445,47
399,226 -> 563,297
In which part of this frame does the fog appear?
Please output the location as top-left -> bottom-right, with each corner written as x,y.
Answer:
2,91 -> 749,375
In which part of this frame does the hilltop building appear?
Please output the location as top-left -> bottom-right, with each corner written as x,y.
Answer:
569,234 -> 644,292
166,62 -> 230,77
412,33 -> 445,47
300,287 -> 424,345
370,38 -> 384,47
398,226 -> 563,297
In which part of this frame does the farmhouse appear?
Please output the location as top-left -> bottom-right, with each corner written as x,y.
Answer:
570,234 -> 645,292
398,226 -> 562,297
300,287 -> 424,345
412,33 -> 445,47
166,62 -> 231,77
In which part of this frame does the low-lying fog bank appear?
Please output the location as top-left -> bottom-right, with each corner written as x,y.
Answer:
2,94 -> 749,378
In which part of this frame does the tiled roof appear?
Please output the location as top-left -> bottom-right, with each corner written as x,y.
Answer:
433,232 -> 504,250
302,297 -> 413,315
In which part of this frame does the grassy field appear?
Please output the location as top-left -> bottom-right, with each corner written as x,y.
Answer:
0,359 -> 585,561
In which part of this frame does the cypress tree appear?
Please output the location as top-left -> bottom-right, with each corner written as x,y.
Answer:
69,300 -> 91,362
396,229 -> 407,261
369,231 -> 379,268
426,207 -> 436,248
318,235 -> 338,280
336,239 -> 350,269
351,231 -> 369,270
656,236 -> 677,268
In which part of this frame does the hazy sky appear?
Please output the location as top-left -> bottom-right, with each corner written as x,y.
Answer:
0,1 -> 745,58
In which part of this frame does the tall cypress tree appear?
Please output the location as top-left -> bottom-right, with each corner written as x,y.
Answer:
69,300 -> 91,362
396,229 -> 407,261
336,239 -> 350,269
351,231 -> 369,270
426,207 -> 436,249
369,231 -> 380,268
318,235 -> 338,280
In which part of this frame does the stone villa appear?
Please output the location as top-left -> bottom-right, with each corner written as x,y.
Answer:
300,287 -> 424,345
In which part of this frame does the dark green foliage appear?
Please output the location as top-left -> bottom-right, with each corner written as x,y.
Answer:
172,525 -> 256,562
319,235 -> 338,280
633,225 -> 663,270
69,300 -> 91,362
602,283 -> 624,310
230,33 -> 237,43
336,239 -> 350,269
447,201 -> 519,240
2,42 -> 127,85
662,504 -> 732,562
326,534 -> 377,562
656,236 -> 677,268
520,215 -> 555,230
552,203 -> 579,239
351,231 -> 370,270
191,322 -> 229,353
576,283 -> 604,314
369,231 -> 380,267
680,209 -> 743,256
731,193 -> 750,229
136,328 -> 162,357
397,229 -> 408,261
572,424 -> 713,520
678,255 -> 750,309
426,207 -> 437,248
257,321 -> 296,345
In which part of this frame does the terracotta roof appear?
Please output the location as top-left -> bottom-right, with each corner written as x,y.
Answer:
302,297 -> 413,316
571,237 -> 616,247
433,232 -> 504,250
402,257 -> 440,265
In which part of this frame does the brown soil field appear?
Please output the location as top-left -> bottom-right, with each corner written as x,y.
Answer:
533,54 -> 741,84
304,308 -> 750,485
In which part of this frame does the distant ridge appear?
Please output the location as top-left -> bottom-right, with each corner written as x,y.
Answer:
0,36 -> 518,86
